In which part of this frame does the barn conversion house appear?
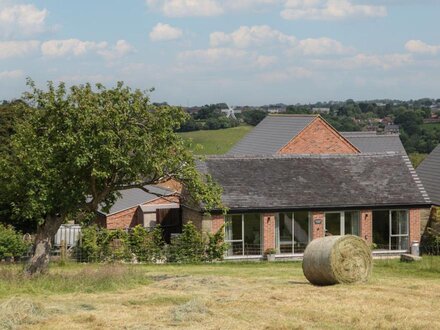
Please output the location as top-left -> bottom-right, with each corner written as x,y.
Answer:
182,115 -> 431,259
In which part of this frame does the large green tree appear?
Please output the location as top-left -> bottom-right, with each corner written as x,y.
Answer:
0,80 -> 222,274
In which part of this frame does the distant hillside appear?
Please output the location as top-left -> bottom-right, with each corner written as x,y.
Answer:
179,125 -> 252,155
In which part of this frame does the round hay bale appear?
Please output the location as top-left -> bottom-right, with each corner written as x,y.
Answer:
302,235 -> 372,286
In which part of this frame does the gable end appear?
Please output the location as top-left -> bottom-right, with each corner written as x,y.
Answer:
277,117 -> 361,154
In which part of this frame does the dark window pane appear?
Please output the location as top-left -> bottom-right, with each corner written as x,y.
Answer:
344,211 -> 360,236
243,214 -> 261,255
325,213 -> 341,236
225,215 -> 242,241
294,211 -> 309,253
278,213 -> 293,253
391,236 -> 408,251
391,211 -> 408,235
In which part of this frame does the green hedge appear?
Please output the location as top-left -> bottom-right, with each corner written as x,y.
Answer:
0,224 -> 30,259
78,222 -> 228,263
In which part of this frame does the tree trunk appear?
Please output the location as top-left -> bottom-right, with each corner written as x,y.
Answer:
25,215 -> 64,275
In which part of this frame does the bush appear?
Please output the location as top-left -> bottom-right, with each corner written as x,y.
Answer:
167,222 -> 205,263
129,225 -> 164,262
78,222 -> 228,264
0,224 -> 30,259
78,226 -> 131,262
205,225 -> 228,262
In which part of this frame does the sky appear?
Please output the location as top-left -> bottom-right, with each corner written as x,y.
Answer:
0,0 -> 439,106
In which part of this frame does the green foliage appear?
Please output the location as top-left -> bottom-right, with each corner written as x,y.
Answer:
0,224 -> 30,259
409,153 -> 427,168
78,226 -> 131,262
264,248 -> 277,255
129,225 -> 164,262
205,225 -> 228,262
77,226 -> 100,262
241,110 -> 267,126
167,222 -> 205,263
0,79 -> 222,271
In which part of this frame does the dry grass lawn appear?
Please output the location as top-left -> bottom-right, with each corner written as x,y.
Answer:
1,258 -> 440,329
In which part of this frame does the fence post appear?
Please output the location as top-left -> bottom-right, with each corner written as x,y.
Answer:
60,239 -> 67,262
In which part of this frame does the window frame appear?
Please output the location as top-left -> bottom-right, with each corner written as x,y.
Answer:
224,214 -> 262,257
275,211 -> 311,255
324,211 -> 360,236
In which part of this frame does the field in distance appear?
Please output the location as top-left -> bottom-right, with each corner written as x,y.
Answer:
179,125 -> 252,155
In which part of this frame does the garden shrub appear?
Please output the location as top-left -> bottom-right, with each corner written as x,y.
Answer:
78,221 -> 228,264
78,226 -> 100,262
167,222 -> 205,263
129,225 -> 164,262
205,225 -> 228,262
0,224 -> 30,260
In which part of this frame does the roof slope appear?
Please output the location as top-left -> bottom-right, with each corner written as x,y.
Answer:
341,132 -> 406,153
99,185 -> 174,215
228,115 -> 315,155
228,115 -> 406,155
417,145 -> 440,205
199,153 -> 430,211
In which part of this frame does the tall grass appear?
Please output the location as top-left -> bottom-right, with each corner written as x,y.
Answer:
0,263 -> 152,298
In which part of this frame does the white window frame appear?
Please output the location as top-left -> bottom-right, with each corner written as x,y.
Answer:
324,211 -> 360,236
225,214 -> 262,257
275,212 -> 311,255
389,209 -> 409,251
372,209 -> 411,253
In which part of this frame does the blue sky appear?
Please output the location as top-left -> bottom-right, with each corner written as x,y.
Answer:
0,0 -> 439,105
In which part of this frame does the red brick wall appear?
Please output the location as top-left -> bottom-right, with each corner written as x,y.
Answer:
211,214 -> 225,233
409,209 -> 421,244
360,210 -> 373,245
312,212 -> 325,239
103,195 -> 180,230
106,206 -> 140,229
262,213 -> 276,252
278,117 -> 360,154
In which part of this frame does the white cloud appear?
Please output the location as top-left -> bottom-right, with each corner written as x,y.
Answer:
254,55 -> 277,68
0,4 -> 48,36
0,40 -> 40,59
258,66 -> 313,82
150,23 -> 183,41
178,47 -> 248,64
146,0 -> 223,17
210,25 -> 296,48
146,0 -> 282,17
41,39 -> 107,57
297,37 -> 354,55
312,53 -> 413,70
0,69 -> 24,79
41,39 -> 133,60
97,40 -> 134,60
405,40 -> 440,55
281,0 -> 387,20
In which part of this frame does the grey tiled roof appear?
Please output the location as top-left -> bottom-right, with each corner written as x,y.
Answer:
200,153 -> 430,211
341,132 -> 407,154
99,185 -> 173,215
417,145 -> 440,205
227,115 -> 406,155
228,115 -> 315,155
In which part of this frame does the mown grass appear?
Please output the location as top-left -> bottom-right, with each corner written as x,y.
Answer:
179,125 -> 253,155
1,258 -> 440,329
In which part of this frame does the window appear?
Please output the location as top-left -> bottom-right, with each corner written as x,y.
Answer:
373,210 -> 409,251
225,214 -> 262,256
276,211 -> 310,254
325,211 -> 360,236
